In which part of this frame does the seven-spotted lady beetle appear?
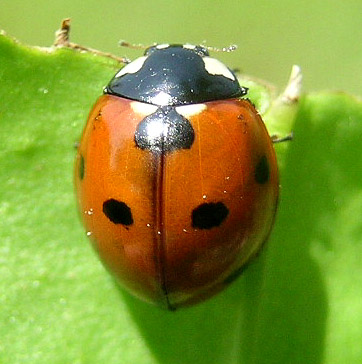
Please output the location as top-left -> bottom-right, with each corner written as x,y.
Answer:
75,44 -> 279,310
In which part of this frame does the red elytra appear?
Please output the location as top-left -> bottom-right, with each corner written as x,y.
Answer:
75,94 -> 278,310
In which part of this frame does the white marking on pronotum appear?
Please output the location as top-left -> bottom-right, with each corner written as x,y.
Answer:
203,57 -> 235,80
152,91 -> 174,106
131,101 -> 158,116
114,56 -> 147,78
175,104 -> 207,118
156,43 -> 170,49
183,44 -> 196,50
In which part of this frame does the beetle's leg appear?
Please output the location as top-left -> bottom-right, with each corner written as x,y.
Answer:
271,132 -> 294,144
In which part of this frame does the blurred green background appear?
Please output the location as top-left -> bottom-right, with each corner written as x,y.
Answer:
0,0 -> 361,95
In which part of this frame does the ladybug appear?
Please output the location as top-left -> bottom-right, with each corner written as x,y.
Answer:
75,44 -> 279,310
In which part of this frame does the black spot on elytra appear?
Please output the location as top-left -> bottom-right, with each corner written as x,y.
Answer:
255,155 -> 269,184
103,199 -> 133,226
192,202 -> 229,229
135,106 -> 194,153
79,154 -> 84,180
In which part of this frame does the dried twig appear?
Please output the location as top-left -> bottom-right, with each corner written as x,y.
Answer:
54,18 -> 130,64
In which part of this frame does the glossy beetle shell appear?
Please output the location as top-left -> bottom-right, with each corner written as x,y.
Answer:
75,94 -> 278,309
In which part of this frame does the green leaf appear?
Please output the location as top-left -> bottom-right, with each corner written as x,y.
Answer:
1,32 -> 362,364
